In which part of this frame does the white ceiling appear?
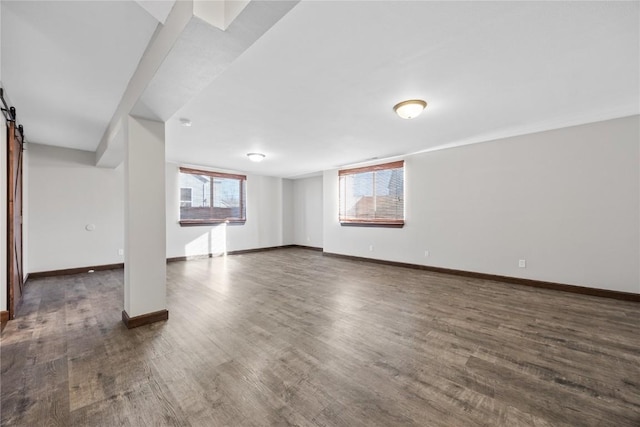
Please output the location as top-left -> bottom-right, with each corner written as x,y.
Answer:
1,1 -> 638,179
166,1 -> 639,178
1,0 -> 158,151
131,0 -> 299,122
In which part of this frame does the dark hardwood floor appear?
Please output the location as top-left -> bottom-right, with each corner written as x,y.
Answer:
1,247 -> 639,426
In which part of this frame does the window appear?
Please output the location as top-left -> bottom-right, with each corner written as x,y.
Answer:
338,160 -> 404,227
179,167 -> 246,225
180,188 -> 193,207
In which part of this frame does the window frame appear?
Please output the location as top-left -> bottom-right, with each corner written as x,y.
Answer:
178,166 -> 247,226
338,160 -> 405,228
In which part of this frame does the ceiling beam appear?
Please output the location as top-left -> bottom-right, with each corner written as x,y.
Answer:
134,0 -> 176,25
96,0 -> 194,167
96,0 -> 299,168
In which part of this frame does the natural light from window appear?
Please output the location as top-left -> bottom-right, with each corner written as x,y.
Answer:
179,167 -> 247,225
338,160 -> 404,227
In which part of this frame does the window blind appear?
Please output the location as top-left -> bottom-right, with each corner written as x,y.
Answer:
338,160 -> 404,227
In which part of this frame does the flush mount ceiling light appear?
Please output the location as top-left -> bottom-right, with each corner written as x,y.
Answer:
393,99 -> 427,119
180,118 -> 192,127
247,152 -> 266,162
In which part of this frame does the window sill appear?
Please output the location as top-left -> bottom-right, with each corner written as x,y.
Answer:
340,221 -> 404,228
179,219 -> 246,227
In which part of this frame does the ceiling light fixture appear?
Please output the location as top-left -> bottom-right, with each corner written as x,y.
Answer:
247,152 -> 266,162
393,99 -> 427,119
180,118 -> 192,127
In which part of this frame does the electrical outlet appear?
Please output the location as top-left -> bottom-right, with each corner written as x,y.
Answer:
424,250 -> 429,257
307,236 -> 311,242
369,245 -> 374,252
118,249 -> 124,256
518,259 -> 526,268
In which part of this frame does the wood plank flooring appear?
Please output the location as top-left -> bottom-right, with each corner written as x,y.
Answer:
1,247 -> 639,426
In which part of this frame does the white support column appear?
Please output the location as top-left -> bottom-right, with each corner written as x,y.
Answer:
122,116 -> 168,328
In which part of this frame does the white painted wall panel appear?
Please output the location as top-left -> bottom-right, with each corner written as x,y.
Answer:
323,116 -> 640,293
28,154 -> 291,273
282,178 -> 294,245
28,144 -> 124,272
293,176 -> 323,248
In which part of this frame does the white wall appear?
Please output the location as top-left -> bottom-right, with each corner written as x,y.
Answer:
293,175 -> 323,248
166,162 -> 291,258
26,154 -> 294,272
282,178 -> 294,245
323,116 -> 640,294
28,143 -> 124,272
